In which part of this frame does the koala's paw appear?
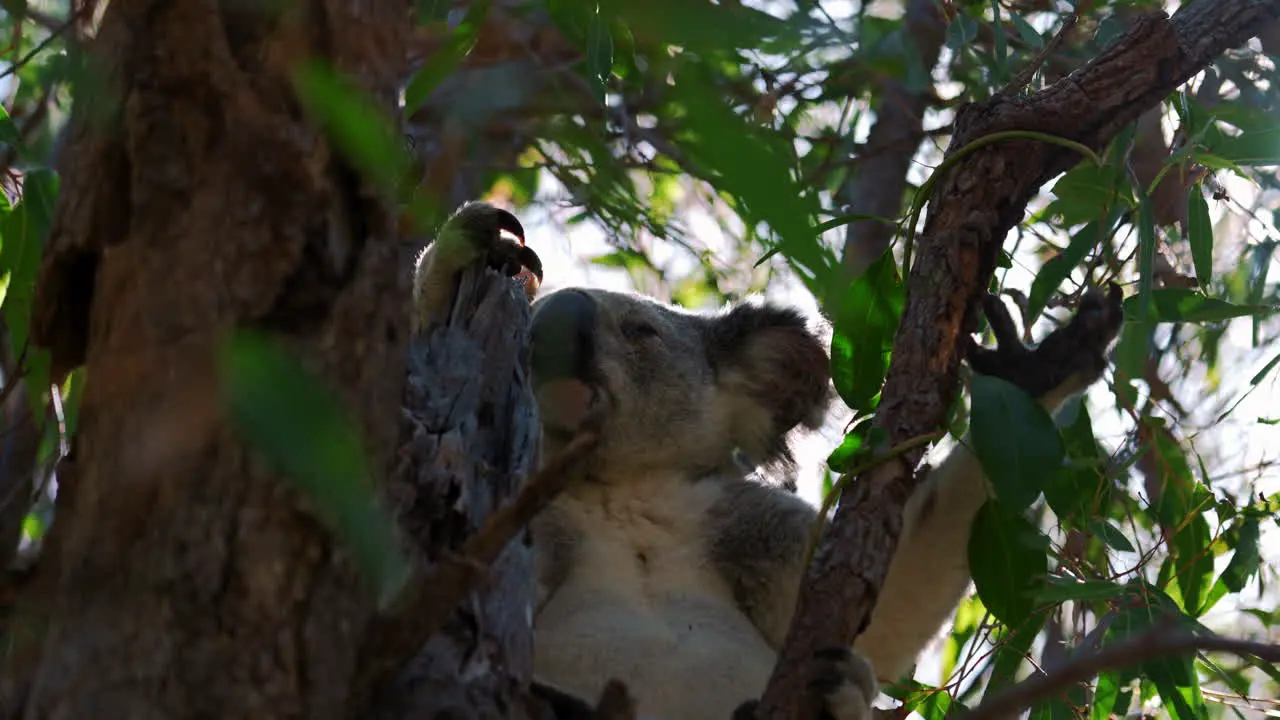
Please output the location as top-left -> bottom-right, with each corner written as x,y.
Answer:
809,647 -> 877,720
730,648 -> 876,720
967,283 -> 1124,403
412,201 -> 543,330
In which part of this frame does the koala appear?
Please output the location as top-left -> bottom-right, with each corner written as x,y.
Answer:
412,201 -> 1125,720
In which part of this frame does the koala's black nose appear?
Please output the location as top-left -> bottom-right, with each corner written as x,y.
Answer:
531,289 -> 598,382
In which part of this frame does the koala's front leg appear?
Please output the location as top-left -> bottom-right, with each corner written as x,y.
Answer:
967,282 -> 1125,410
854,283 -> 1125,681
412,201 -> 544,332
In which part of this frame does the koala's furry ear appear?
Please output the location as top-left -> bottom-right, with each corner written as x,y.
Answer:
707,301 -> 831,466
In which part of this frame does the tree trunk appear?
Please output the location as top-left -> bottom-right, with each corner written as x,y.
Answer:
5,1 -> 556,717
12,2 -> 412,717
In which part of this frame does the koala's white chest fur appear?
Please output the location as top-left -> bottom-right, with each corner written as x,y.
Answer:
534,476 -> 777,718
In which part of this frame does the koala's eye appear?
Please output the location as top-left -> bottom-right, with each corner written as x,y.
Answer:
621,319 -> 660,342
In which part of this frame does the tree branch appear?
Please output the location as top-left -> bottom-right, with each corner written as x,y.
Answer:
964,625 -> 1280,720
351,427 -> 598,716
838,0 -> 946,277
756,1 -> 1280,717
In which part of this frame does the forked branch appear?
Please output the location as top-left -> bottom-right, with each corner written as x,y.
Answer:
756,1 -> 1280,716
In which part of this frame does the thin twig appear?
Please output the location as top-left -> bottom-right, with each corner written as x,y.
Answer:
0,14 -> 78,82
963,624 -> 1280,720
999,12 -> 1079,98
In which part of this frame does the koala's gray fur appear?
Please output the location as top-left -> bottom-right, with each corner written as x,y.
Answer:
412,202 -> 1123,720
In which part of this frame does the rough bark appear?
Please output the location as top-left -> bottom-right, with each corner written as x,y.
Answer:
756,2 -> 1280,717
838,0 -> 947,277
362,265 -> 541,720
13,2 -> 411,717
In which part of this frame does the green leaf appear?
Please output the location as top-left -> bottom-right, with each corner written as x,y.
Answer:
886,680 -> 958,720
1192,152 -> 1246,175
828,250 -> 902,413
661,60 -> 834,288
1087,518 -> 1135,552
1143,421 -> 1214,616
1186,189 -> 1214,289
969,500 -> 1049,627
826,417 -> 875,473
1251,351 -> 1280,385
1211,126 -> 1280,167
1092,670 -> 1134,720
1198,516 -> 1261,615
970,374 -> 1064,511
0,169 -> 57,416
1044,163 -> 1129,227
1028,216 -> 1115,320
0,104 -> 20,146
989,0 -> 1007,85
1010,13 -> 1044,49
219,331 -> 409,603
1122,288 -> 1275,324
945,12 -> 979,50
1035,575 -> 1126,604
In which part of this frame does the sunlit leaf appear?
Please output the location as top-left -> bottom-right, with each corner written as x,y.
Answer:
826,416 -> 875,473
1198,515 -> 1261,615
1092,670 -> 1134,720
885,680 -> 959,720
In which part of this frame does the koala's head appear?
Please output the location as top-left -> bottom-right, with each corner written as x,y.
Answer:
529,287 -> 831,482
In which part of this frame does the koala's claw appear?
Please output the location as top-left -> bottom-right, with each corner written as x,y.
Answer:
968,282 -> 1124,400
413,202 -> 543,331
450,201 -> 544,284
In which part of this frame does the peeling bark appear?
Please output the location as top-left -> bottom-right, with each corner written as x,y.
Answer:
361,265 -> 541,720
757,2 -> 1280,717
